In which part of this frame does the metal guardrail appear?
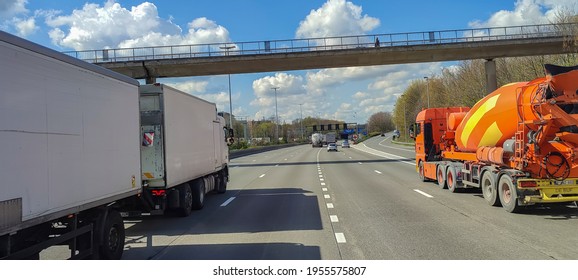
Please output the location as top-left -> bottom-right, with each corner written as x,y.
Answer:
63,23 -> 577,63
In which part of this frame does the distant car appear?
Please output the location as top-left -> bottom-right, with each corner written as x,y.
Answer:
341,140 -> 350,148
380,133 -> 385,137
327,143 -> 338,152
392,130 -> 400,140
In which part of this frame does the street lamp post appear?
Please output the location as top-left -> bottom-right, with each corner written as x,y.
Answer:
220,45 -> 236,128
424,76 -> 429,108
299,103 -> 304,141
272,87 -> 280,143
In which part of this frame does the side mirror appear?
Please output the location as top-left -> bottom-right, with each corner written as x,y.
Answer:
409,126 -> 415,139
226,128 -> 235,146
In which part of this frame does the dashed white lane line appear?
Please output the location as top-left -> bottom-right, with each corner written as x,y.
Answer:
321,182 -> 326,186
318,175 -> 323,177
327,203 -> 334,208
220,197 -> 236,207
335,233 -> 347,243
259,174 -> 266,178
414,189 -> 434,198
275,164 -> 279,167
330,215 -> 339,222
318,171 -> 323,174
358,162 -> 362,164
324,194 -> 331,199
322,188 -> 328,192
374,170 -> 382,174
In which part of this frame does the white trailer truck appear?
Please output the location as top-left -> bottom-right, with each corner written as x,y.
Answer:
0,31 -> 230,259
129,84 -> 230,217
0,30 -> 141,259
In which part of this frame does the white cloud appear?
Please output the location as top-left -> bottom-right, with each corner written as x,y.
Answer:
14,16 -> 36,36
166,80 -> 208,94
469,0 -> 578,27
0,0 -> 28,19
296,0 -> 379,38
45,1 -> 230,50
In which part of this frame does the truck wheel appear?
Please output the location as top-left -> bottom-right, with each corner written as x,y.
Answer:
216,172 -> 227,194
192,180 -> 205,210
498,174 -> 521,213
418,161 -> 426,182
437,165 -> 447,189
177,183 -> 193,217
446,166 -> 459,193
481,171 -> 500,206
98,209 -> 125,260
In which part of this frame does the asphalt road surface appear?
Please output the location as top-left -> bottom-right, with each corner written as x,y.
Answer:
41,133 -> 578,260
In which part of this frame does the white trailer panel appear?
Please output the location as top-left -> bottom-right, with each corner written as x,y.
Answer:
0,32 -> 141,234
139,84 -> 226,189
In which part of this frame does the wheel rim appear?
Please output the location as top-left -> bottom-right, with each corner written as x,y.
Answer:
419,163 -> 424,179
437,168 -> 443,184
482,176 -> 492,197
108,227 -> 120,252
502,182 -> 512,204
447,170 -> 454,187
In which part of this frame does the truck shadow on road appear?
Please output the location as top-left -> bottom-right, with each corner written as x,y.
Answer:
121,188 -> 326,259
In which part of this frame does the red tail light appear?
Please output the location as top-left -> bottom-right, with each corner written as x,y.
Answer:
518,181 -> 537,188
151,190 -> 166,196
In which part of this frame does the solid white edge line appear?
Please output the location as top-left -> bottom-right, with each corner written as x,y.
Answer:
220,197 -> 236,207
414,189 -> 434,198
335,233 -> 347,243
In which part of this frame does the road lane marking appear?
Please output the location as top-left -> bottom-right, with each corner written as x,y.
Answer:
330,215 -> 339,222
358,162 -> 362,164
275,164 -> 279,167
319,175 -> 323,177
374,170 -> 382,174
321,182 -> 326,186
320,178 -> 324,181
318,172 -> 323,174
324,194 -> 331,199
414,189 -> 434,198
349,157 -> 352,159
335,233 -> 347,243
327,203 -> 334,208
322,188 -> 328,191
220,197 -> 236,207
259,174 -> 266,178
354,143 -> 415,166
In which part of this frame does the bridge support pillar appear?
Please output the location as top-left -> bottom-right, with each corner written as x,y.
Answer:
485,59 -> 497,94
145,76 -> 157,84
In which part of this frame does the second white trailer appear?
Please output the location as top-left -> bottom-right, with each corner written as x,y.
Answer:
135,84 -> 230,216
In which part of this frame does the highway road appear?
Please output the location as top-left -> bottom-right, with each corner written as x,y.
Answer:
42,134 -> 578,260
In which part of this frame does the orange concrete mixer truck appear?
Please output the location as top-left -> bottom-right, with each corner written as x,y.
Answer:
411,64 -> 578,212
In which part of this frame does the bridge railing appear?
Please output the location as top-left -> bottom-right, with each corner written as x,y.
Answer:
63,23 -> 576,63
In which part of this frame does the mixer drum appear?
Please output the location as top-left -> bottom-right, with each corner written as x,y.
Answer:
454,82 -> 534,152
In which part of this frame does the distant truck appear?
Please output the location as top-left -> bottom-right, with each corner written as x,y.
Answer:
325,132 -> 336,144
0,31 -> 230,259
312,133 -> 323,147
412,64 -> 578,213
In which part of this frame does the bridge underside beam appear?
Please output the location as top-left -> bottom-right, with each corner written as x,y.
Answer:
97,37 -> 570,79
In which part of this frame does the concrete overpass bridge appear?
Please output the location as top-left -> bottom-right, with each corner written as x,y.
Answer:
65,23 -> 578,93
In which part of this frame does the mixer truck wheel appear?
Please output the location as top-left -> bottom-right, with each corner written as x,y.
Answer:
418,161 -> 426,182
446,166 -> 459,193
437,165 -> 447,189
498,174 -> 521,213
481,171 -> 500,206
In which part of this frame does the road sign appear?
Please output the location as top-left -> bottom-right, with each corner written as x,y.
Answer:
353,134 -> 358,140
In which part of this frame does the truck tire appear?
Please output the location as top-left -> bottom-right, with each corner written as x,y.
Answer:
98,209 -> 125,260
437,165 -> 447,189
191,180 -> 205,210
177,183 -> 193,217
418,161 -> 426,182
481,171 -> 500,206
498,174 -> 521,213
446,166 -> 459,193
216,171 -> 227,194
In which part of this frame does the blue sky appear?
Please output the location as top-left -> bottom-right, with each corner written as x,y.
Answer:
1,0 -> 576,124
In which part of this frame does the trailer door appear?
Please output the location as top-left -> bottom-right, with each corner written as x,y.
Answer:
140,94 -> 166,187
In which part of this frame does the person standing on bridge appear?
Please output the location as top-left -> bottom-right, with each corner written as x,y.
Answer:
375,37 -> 380,47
